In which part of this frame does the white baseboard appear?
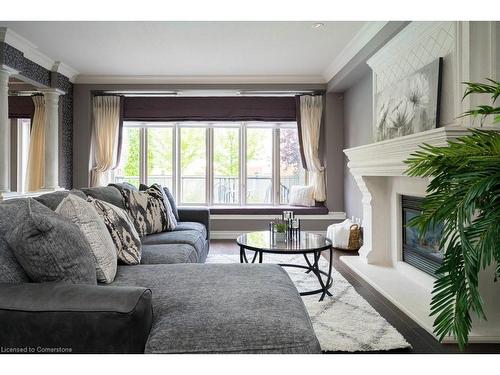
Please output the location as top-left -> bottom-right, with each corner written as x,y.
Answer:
212,230 -> 326,240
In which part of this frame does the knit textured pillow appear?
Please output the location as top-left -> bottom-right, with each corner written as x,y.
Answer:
87,197 -> 142,265
119,183 -> 176,237
56,194 -> 117,283
6,199 -> 97,284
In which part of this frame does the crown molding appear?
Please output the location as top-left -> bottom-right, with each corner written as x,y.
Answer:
52,61 -> 79,82
322,21 -> 388,82
74,74 -> 326,85
0,27 -> 79,82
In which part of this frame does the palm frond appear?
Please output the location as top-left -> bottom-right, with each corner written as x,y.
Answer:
405,128 -> 500,350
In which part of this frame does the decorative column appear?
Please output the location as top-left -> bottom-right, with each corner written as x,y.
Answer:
41,89 -> 64,190
0,66 -> 17,196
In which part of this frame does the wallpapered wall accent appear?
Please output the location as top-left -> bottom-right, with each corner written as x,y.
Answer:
54,72 -> 74,189
0,42 -> 73,189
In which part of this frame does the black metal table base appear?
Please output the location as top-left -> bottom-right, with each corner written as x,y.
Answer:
240,247 -> 333,301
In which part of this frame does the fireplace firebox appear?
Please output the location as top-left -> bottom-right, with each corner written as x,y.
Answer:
402,195 -> 444,277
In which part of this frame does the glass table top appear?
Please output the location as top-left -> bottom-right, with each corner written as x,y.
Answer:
236,231 -> 332,253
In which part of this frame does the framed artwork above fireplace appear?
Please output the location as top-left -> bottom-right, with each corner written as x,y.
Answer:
374,57 -> 443,142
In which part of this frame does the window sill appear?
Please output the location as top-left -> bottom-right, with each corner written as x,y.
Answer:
209,206 -> 346,220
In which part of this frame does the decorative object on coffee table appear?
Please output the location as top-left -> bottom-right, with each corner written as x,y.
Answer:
269,211 -> 301,243
237,231 -> 333,301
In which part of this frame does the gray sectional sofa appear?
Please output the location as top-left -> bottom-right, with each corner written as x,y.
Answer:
0,186 -> 321,354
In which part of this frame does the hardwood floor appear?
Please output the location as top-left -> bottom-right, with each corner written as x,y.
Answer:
210,239 -> 500,354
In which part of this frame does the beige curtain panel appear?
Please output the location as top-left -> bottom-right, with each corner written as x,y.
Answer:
299,95 -> 326,202
26,95 -> 46,191
91,96 -> 121,187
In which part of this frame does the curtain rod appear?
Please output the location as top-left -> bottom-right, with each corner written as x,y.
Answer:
98,89 -> 325,97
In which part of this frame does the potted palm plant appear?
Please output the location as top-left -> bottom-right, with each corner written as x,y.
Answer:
404,79 -> 500,350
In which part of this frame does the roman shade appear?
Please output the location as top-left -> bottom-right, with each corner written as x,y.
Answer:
122,96 -> 296,122
8,96 -> 35,119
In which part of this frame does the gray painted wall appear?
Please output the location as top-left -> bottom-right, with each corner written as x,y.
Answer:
323,93 -> 344,212
342,71 -> 373,221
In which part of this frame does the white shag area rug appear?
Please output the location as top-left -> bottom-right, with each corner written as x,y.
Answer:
207,252 -> 411,352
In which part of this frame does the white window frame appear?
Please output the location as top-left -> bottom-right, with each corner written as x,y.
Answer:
117,121 -> 306,207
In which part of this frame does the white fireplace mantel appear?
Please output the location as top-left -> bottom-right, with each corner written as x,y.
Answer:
344,126 -> 470,177
343,125 -> 471,265
341,125 -> 500,343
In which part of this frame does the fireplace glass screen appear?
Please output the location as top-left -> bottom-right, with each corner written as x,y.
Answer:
402,195 -> 443,277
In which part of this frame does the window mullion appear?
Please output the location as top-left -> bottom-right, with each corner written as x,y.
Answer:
172,124 -> 177,200
141,126 -> 147,186
207,126 -> 213,206
272,127 -> 280,206
175,124 -> 181,203
241,122 -> 246,206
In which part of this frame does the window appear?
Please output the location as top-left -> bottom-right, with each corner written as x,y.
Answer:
113,121 -> 307,206
147,127 -> 173,190
114,127 -> 140,187
246,127 -> 273,204
213,126 -> 240,204
280,128 -> 306,204
180,126 -> 207,204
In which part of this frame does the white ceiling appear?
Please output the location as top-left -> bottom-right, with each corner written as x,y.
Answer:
0,21 -> 371,83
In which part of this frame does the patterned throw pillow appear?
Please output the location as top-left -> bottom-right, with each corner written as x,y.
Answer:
56,194 -> 117,283
87,197 -> 142,265
140,183 -> 179,221
119,183 -> 176,237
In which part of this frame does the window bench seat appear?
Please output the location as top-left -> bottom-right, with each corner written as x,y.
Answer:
207,206 -> 346,221
209,206 -> 329,215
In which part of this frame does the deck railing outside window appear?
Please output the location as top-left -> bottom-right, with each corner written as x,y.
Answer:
115,175 -> 300,204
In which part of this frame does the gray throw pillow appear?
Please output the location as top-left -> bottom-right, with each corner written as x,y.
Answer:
5,199 -> 97,284
0,200 -> 30,283
0,236 -> 29,283
119,183 -> 176,237
87,197 -> 142,265
56,194 -> 117,284
140,183 -> 179,221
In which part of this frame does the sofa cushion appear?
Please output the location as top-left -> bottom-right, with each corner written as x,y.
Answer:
141,244 -> 198,264
80,186 -> 125,210
34,190 -> 88,211
56,195 -> 117,284
5,199 -> 97,284
141,230 -> 206,261
174,221 -> 207,239
109,263 -> 321,353
118,184 -> 176,236
87,197 -> 142,265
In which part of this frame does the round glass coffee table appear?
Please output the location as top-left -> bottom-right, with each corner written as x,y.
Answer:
236,231 -> 333,301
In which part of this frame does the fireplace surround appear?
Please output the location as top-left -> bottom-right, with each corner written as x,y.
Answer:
401,195 -> 443,277
342,126 -> 500,343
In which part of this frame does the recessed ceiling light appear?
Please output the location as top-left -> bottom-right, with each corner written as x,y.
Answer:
312,23 -> 324,29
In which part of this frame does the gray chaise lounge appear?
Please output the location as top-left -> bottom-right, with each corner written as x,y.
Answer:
0,186 -> 321,354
